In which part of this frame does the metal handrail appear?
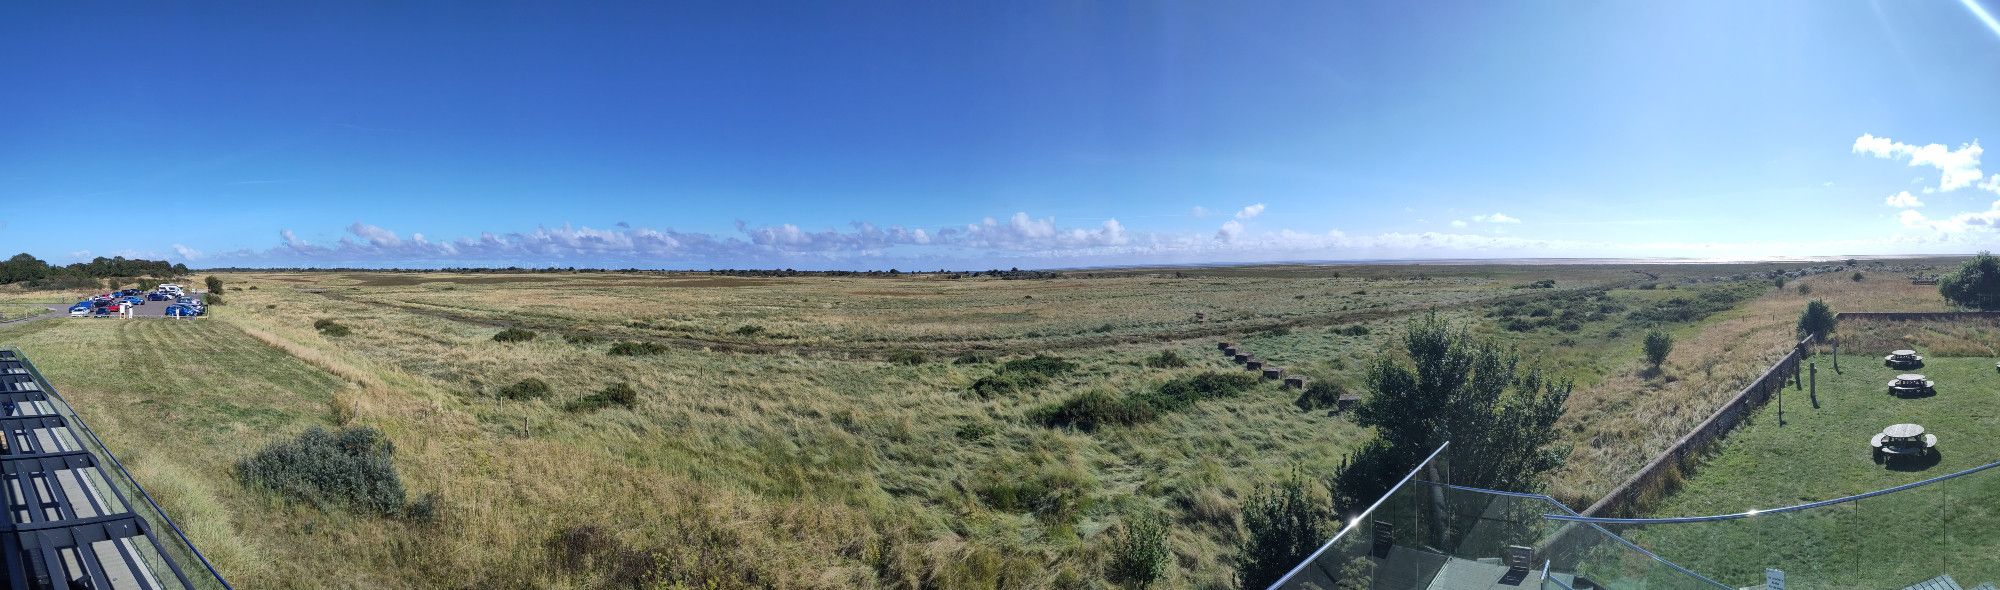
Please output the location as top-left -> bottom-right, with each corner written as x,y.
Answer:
6,347 -> 234,589
1264,442 -> 1450,590
1417,480 -> 1731,589
1545,456 -> 2000,525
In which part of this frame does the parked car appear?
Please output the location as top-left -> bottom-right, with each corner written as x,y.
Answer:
146,292 -> 170,301
91,306 -> 112,317
120,296 -> 144,306
164,305 -> 198,317
67,304 -> 91,317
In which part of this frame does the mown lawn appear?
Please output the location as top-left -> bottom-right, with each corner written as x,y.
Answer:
1624,354 -> 2000,589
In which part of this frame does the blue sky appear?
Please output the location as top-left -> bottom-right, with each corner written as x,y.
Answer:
7,1 -> 2000,269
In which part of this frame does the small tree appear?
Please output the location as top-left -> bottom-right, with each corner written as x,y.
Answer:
1643,330 -> 1674,371
1798,299 -> 1836,340
1939,252 -> 2000,310
1796,283 -> 1812,296
1237,469 -> 1331,589
203,276 -> 225,306
1773,276 -> 1787,290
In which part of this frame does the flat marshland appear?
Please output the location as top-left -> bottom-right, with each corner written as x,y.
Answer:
0,260 -> 1965,588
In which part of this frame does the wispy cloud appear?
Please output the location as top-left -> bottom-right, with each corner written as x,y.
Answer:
1885,191 -> 1924,208
1235,203 -> 1266,220
1853,133 -> 1986,193
1470,213 -> 1521,224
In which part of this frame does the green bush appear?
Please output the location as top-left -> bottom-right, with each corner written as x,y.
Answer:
608,341 -> 668,356
733,324 -> 765,336
1852,272 -> 1865,282
952,351 -> 994,365
564,332 -> 603,345
1644,330 -> 1674,370
498,378 -> 552,400
1236,469 -> 1332,589
1294,381 -> 1346,411
492,328 -> 537,343
885,350 -> 927,365
970,371 -> 1048,399
1106,513 -> 1171,587
566,382 -> 639,412
1940,252 -> 2000,310
405,491 -> 441,524
1038,372 -> 1259,431
237,426 -> 405,515
1143,350 -> 1188,368
314,319 -> 352,337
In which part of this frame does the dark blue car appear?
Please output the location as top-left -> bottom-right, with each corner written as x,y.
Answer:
147,292 -> 171,301
164,305 -> 198,317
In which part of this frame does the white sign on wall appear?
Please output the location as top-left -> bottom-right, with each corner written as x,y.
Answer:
1766,568 -> 1785,590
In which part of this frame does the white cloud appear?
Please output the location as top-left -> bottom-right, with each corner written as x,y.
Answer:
1471,213 -> 1521,224
1190,206 -> 1212,218
1450,220 -> 1468,228
1216,220 -> 1244,242
1235,203 -> 1266,220
171,244 -> 202,260
1853,133 -> 1986,192
1895,200 -> 2000,233
1885,191 -> 1925,208
347,222 -> 403,248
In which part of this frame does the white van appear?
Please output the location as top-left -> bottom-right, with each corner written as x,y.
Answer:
157,284 -> 185,296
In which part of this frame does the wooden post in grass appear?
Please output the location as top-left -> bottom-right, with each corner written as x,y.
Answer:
1808,362 -> 1817,406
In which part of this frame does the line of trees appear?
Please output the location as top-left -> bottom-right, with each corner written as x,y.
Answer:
0,253 -> 189,289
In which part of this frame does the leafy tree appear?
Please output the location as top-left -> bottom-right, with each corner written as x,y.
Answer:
1939,252 -> 2000,310
205,275 -> 225,296
1327,314 -> 1571,513
0,253 -> 50,284
1237,468 -> 1332,589
1643,330 -> 1674,370
1797,299 -> 1836,340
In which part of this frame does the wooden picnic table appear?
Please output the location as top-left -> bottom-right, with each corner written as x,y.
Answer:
1872,423 -> 1938,457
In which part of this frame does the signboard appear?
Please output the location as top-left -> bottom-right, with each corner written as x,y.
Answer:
1766,568 -> 1785,590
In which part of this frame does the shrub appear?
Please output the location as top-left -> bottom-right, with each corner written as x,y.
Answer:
1236,469 -> 1331,589
952,351 -> 994,365
498,378 -> 552,400
1143,350 -> 1188,368
566,382 -> 638,411
608,341 -> 668,356
1038,373 -> 1259,430
1774,276 -> 1787,289
1643,330 -> 1674,370
733,324 -> 765,336
1556,320 -> 1581,333
492,328 -> 537,343
1263,326 -> 1292,337
1796,283 -> 1811,295
314,319 -> 352,337
1294,381 -> 1345,411
237,426 -> 405,515
1034,389 -> 1148,430
1797,299 -> 1836,340
1852,271 -> 1865,282
204,293 -> 224,306
1002,355 -> 1077,377
204,275 -> 224,298
885,350 -> 927,365
1106,513 -> 1171,587
970,371 -> 1048,399
564,332 -> 603,345
1333,325 -> 1371,336
1940,252 -> 2000,310
404,491 -> 441,524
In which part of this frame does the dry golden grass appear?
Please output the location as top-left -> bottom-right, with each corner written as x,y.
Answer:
0,261 -> 1970,588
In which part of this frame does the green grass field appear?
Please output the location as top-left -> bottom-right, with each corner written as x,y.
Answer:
1627,354 -> 2000,589
0,260 -> 1971,588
